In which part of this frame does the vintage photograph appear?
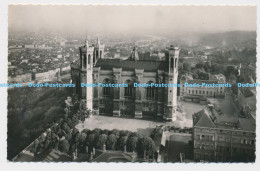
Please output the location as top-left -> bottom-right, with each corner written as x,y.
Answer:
7,5 -> 256,162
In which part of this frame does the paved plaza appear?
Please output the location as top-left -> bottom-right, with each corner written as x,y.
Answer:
76,114 -> 193,136
76,95 -> 237,135
180,101 -> 206,119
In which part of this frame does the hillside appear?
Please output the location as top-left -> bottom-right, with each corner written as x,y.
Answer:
198,31 -> 256,49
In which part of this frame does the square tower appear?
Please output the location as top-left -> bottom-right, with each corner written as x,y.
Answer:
79,39 -> 94,110
164,45 -> 179,121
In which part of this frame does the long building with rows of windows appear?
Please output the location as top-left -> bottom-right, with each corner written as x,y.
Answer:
71,38 -> 180,121
193,104 -> 255,162
180,73 -> 226,98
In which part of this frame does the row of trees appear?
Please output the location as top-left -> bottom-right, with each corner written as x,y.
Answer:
78,128 -> 157,158
31,110 -> 158,160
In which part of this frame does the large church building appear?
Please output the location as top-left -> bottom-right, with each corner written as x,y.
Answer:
71,38 -> 180,121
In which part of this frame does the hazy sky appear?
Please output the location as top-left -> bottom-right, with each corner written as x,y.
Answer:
8,5 -> 256,34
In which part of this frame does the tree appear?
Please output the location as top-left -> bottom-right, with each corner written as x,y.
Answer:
62,123 -> 71,134
195,63 -> 204,69
226,65 -> 236,78
129,132 -> 143,139
71,114 -> 79,128
44,106 -> 64,123
59,139 -> 70,154
198,72 -> 209,80
150,128 -> 163,150
92,128 -> 102,135
117,136 -> 128,151
110,129 -> 120,137
82,128 -> 91,136
69,144 -> 77,155
119,130 -> 130,137
72,128 -> 79,136
55,127 -> 63,138
91,128 -> 102,147
77,132 -> 87,146
106,134 -> 118,150
97,134 -> 108,149
65,131 -> 72,141
66,118 -> 74,128
137,137 -> 156,158
86,133 -> 96,150
127,136 -> 138,152
183,63 -> 191,71
102,129 -> 110,135
143,137 -> 156,157
192,73 -> 199,79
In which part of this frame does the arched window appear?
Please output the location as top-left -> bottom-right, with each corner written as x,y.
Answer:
100,50 -> 102,58
170,58 -> 173,72
93,55 -> 96,64
102,79 -> 111,96
146,81 -> 155,99
83,54 -> 87,68
124,80 -> 134,97
88,54 -> 91,66
103,87 -> 110,96
175,58 -> 177,68
94,50 -> 98,63
96,50 -> 99,58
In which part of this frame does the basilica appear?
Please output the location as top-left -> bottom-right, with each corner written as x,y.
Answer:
70,38 -> 180,121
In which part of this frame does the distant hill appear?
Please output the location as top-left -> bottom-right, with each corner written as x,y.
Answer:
198,31 -> 256,49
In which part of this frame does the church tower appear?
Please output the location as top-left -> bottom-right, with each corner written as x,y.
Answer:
79,36 -> 94,110
164,45 -> 179,121
129,47 -> 139,61
94,37 -> 105,64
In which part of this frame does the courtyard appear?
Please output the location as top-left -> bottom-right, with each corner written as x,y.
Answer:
180,92 -> 238,120
180,101 -> 207,119
75,95 -> 236,136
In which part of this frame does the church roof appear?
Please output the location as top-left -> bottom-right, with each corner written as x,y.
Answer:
95,59 -> 166,72
193,108 -> 216,128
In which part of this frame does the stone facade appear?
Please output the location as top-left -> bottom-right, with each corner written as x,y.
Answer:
71,39 -> 179,121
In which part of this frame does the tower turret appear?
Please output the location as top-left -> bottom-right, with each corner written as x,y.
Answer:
129,47 -> 139,61
94,37 -> 105,64
164,45 -> 179,121
78,38 -> 94,110
96,37 -> 100,47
